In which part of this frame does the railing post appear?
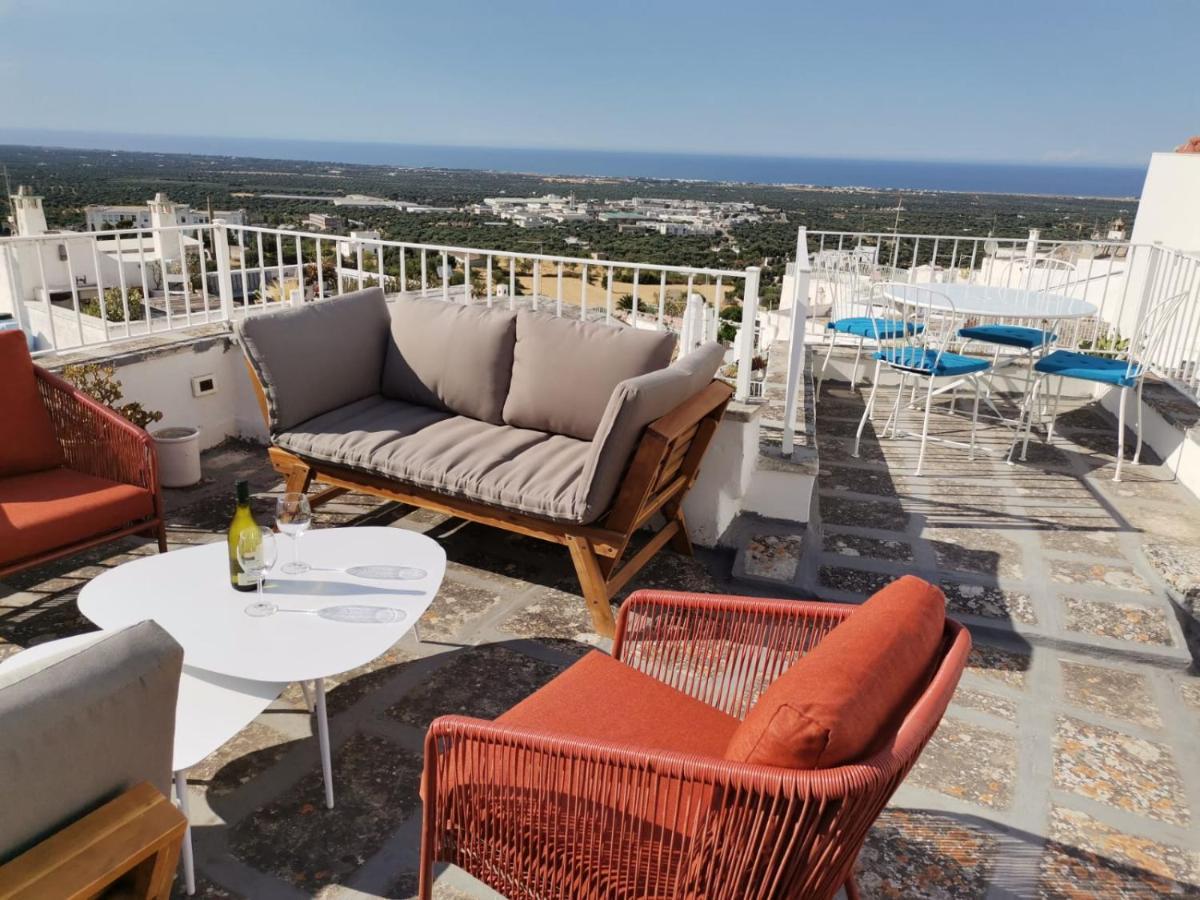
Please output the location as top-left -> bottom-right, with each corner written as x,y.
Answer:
782,228 -> 811,455
212,220 -> 235,321
735,266 -> 761,401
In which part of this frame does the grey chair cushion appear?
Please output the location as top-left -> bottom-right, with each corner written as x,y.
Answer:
579,342 -> 727,521
382,296 -> 517,424
502,312 -> 676,441
277,396 -> 593,522
238,287 -> 391,433
0,621 -> 183,863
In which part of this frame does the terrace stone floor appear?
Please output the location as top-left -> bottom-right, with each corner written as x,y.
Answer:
2,374 -> 1200,897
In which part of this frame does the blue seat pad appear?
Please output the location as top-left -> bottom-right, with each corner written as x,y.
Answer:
873,346 -> 991,377
1034,350 -> 1137,388
958,324 -> 1056,350
829,317 -> 924,340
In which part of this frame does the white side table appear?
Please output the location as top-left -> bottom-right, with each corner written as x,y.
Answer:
78,527 -> 446,811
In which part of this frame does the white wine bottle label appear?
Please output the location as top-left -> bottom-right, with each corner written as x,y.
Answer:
237,572 -> 257,587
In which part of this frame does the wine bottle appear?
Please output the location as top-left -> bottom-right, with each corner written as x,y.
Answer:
228,480 -> 259,591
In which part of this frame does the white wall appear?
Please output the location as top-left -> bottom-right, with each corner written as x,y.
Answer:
1132,153 -> 1200,253
684,412 -> 760,547
94,338 -> 268,451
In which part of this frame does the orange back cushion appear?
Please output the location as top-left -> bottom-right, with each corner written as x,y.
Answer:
0,331 -> 65,477
725,575 -> 946,769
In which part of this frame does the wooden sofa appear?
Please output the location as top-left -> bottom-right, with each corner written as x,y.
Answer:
0,331 -> 166,580
237,288 -> 731,637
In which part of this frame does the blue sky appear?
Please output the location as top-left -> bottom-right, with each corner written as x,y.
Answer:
2,0 -> 1196,166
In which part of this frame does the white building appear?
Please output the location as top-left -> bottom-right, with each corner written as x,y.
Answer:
306,213 -> 345,232
85,194 -> 245,231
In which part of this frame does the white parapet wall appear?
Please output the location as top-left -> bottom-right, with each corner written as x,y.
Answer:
683,404 -> 762,547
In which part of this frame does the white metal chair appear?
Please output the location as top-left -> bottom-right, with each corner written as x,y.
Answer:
814,254 -> 920,400
1009,289 -> 1189,481
957,256 -> 1076,403
854,284 -> 991,476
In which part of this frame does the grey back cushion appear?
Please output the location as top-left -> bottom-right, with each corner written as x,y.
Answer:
238,287 -> 391,432
0,621 -> 183,863
580,341 -> 726,520
382,296 -> 518,424
503,312 -> 676,440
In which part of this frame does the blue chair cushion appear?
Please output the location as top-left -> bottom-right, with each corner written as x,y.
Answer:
958,324 -> 1056,350
828,317 -> 924,340
874,347 -> 991,377
1033,350 -> 1138,388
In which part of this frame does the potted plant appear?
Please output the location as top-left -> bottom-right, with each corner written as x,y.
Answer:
61,363 -> 202,487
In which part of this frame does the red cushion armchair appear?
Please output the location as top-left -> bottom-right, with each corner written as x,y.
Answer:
0,331 -> 165,577
419,577 -> 970,899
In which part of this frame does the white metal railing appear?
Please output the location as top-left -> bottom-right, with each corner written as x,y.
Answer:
0,223 -> 760,387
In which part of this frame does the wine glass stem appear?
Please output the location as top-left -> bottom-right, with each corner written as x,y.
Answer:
257,575 -> 264,599
294,533 -> 301,568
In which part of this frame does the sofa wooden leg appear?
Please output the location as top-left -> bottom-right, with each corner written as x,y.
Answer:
566,535 -> 616,638
665,505 -> 694,557
285,463 -> 314,495
155,522 -> 168,554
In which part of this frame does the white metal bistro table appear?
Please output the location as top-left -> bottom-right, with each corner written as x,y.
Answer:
881,282 -> 1099,433
77,526 -> 446,811
0,631 -> 285,896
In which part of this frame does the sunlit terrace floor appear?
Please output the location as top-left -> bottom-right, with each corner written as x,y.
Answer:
2,379 -> 1200,897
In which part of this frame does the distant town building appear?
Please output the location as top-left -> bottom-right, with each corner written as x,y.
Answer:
84,194 -> 245,230
306,213 -> 346,232
478,193 -> 766,233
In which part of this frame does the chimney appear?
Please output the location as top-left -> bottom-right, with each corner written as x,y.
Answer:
11,185 -> 48,237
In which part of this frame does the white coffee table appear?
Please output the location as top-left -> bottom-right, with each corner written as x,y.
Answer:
0,632 -> 285,895
78,526 -> 446,813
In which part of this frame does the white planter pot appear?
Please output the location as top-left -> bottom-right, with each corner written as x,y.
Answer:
153,426 -> 202,488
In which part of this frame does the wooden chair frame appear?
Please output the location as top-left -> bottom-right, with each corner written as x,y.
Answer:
245,359 -> 732,637
0,782 -> 186,900
0,368 -> 167,580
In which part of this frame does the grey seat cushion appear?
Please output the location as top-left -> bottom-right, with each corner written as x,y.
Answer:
277,396 -> 594,522
382,296 -> 518,425
579,342 -> 727,521
0,621 -> 182,863
503,312 -> 676,441
238,287 -> 391,432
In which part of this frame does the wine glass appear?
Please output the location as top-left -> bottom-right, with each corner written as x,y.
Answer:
238,527 -> 278,617
275,492 -> 312,574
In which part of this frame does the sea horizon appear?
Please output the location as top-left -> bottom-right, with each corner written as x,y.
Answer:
0,128 -> 1146,199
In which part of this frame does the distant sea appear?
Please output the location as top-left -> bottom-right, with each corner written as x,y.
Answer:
0,129 -> 1146,198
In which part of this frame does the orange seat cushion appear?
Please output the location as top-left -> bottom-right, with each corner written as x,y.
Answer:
498,649 -> 740,756
0,467 -> 155,567
0,331 -> 64,477
725,575 -> 946,769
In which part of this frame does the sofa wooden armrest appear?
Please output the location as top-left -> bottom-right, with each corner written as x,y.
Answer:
0,782 -> 186,900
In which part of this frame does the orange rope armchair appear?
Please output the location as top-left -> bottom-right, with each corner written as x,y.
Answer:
420,588 -> 971,899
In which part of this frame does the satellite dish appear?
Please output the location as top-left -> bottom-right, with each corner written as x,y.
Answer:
983,238 -> 999,256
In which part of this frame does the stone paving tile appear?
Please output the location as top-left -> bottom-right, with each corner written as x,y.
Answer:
385,645 -> 565,731
228,734 -> 422,891
1038,527 -> 1124,559
942,580 -> 1037,625
1061,596 -> 1174,646
818,565 -> 896,596
742,533 -> 804,582
1059,660 -> 1162,730
1141,536 -> 1200,616
910,717 -> 1016,810
418,575 -> 509,642
1179,680 -> 1200,714
855,808 -> 997,899
924,527 -> 1023,579
1047,559 -> 1153,594
820,494 -> 910,531
822,531 -> 913,562
386,871 -> 481,899
170,872 -> 242,899
188,720 -> 295,798
1037,805 -> 1200,898
1052,716 -> 1190,826
951,687 -> 1018,722
498,586 -> 607,657
965,643 -> 1031,690
280,642 -> 420,718
817,463 -> 902,497
1051,405 -> 1119,433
